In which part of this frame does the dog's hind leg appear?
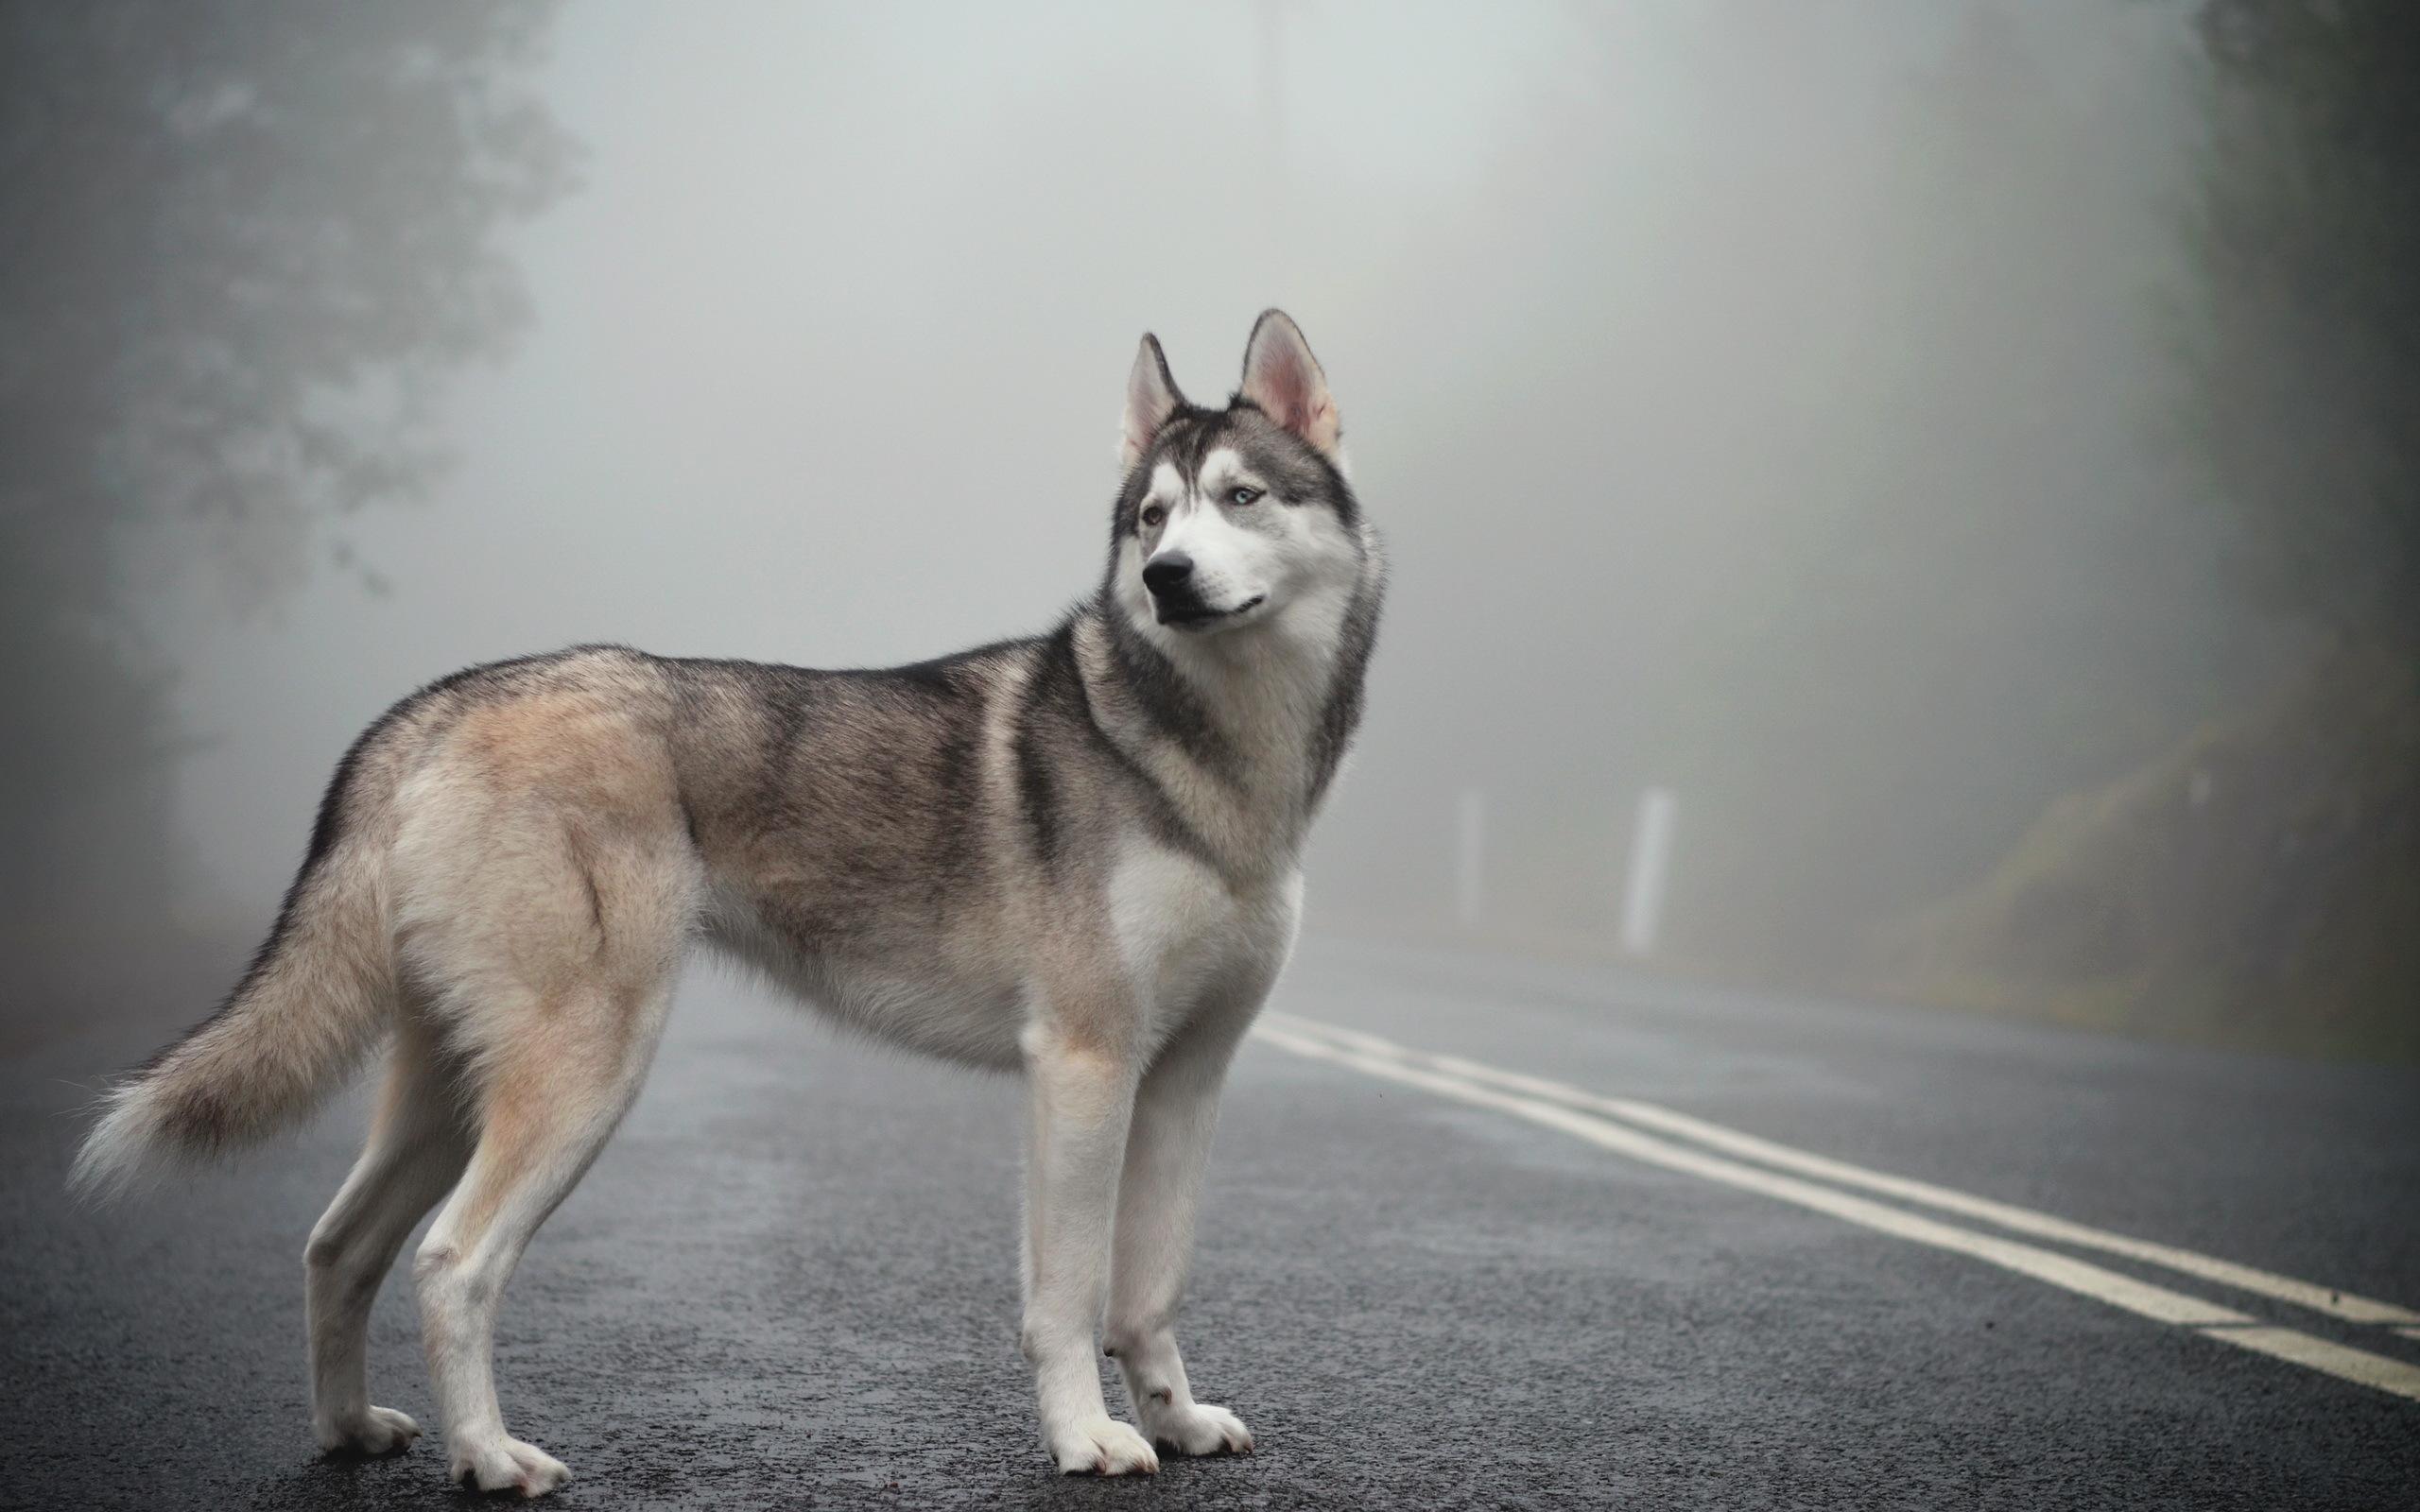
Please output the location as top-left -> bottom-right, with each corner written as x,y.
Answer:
379,696 -> 701,1496
304,1006 -> 475,1455
409,963 -> 677,1499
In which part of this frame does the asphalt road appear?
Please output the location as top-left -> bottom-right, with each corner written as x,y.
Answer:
6,936 -> 2419,1509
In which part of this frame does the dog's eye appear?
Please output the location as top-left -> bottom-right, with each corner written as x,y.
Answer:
1140,504 -> 1166,528
1227,487 -> 1262,507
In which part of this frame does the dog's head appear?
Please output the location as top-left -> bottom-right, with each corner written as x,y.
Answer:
1107,311 -> 1366,644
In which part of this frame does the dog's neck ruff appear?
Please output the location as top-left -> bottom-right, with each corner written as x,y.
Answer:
1076,538 -> 1382,883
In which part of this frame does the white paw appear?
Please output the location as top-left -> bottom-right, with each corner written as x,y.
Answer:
316,1404 -> 422,1456
1141,1399 -> 1253,1457
449,1435 -> 572,1498
1047,1416 -> 1160,1476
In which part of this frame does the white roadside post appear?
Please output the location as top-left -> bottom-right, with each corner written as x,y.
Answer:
1618,787 -> 1678,957
1456,788 -> 1486,929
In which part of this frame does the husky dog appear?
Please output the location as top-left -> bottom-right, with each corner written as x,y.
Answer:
72,311 -> 1382,1494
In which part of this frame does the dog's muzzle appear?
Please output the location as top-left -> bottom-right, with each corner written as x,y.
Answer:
1143,550 -> 1264,627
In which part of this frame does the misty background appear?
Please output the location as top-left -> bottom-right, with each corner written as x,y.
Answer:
7,1 -> 2413,1058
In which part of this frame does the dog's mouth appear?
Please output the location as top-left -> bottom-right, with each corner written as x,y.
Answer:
1155,594 -> 1266,631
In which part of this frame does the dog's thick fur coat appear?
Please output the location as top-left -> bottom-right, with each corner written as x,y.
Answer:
74,311 -> 1383,1493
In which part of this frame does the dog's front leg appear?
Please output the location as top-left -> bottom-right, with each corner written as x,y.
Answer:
1020,1025 -> 1157,1476
1105,1005 -> 1257,1458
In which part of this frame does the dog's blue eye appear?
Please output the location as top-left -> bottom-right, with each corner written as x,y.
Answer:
1228,487 -> 1262,507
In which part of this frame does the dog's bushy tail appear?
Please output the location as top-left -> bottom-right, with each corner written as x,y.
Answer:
71,772 -> 399,1202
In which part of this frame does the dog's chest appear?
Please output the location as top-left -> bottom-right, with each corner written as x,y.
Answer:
1106,837 -> 1299,1029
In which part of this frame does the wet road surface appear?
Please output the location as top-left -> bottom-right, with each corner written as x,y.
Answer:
6,936 -> 2418,1509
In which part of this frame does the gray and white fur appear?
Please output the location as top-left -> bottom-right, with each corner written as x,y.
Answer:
72,309 -> 1383,1494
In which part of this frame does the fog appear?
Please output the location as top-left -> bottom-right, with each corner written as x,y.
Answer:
17,2 -> 2402,1053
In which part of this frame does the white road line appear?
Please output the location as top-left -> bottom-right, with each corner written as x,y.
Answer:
1266,1012 -> 2420,1328
1252,1022 -> 2420,1404
2207,1326 -> 2420,1398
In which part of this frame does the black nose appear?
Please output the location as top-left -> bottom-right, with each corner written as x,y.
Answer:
1142,552 -> 1194,596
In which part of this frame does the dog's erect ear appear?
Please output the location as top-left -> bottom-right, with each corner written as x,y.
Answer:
1237,309 -> 1340,456
1122,334 -> 1184,470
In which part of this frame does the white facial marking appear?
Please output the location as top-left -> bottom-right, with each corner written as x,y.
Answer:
1129,435 -> 1363,659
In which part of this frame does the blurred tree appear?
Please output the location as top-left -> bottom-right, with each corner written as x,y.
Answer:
1884,1 -> 2420,1057
1639,6 -> 2232,975
0,3 -> 574,980
2188,0 -> 2420,644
